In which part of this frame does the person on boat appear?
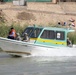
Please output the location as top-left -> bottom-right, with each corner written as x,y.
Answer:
7,27 -> 16,40
15,33 -> 22,41
22,33 -> 30,42
67,38 -> 72,47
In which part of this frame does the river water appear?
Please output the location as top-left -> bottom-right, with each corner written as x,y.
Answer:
0,52 -> 76,75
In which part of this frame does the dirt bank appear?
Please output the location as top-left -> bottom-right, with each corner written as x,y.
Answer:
0,2 -> 76,26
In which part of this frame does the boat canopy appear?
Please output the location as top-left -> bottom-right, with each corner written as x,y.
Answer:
22,26 -> 75,47
22,26 -> 75,36
22,26 -> 43,38
43,27 -> 75,33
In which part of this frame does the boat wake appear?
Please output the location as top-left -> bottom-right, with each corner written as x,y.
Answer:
21,55 -> 76,62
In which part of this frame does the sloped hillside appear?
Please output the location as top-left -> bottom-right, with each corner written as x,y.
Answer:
0,2 -> 76,26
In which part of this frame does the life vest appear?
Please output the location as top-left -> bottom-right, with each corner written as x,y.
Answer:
9,29 -> 16,38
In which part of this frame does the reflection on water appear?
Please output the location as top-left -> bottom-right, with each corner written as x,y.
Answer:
0,52 -> 76,75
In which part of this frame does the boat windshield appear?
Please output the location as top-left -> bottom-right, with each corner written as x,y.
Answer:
22,27 -> 42,38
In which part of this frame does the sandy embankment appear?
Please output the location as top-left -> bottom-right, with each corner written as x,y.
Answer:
0,2 -> 76,26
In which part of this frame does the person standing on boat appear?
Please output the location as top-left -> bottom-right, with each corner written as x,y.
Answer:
7,27 -> 16,40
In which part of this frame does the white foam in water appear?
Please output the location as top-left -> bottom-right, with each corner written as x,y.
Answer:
21,45 -> 76,58
21,56 -> 76,62
22,51 -> 74,58
32,50 -> 73,57
21,53 -> 76,62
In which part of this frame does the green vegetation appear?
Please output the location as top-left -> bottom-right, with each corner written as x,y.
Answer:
68,32 -> 76,44
0,22 -> 28,37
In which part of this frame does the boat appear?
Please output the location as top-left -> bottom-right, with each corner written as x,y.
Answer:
0,25 -> 76,57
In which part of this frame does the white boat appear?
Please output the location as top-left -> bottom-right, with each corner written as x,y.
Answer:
0,26 -> 76,57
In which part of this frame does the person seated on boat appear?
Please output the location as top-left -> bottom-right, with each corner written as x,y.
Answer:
15,33 -> 22,41
22,33 -> 30,42
67,38 -> 72,47
7,27 -> 16,40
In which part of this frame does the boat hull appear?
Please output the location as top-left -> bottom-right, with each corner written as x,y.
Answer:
0,37 -> 76,57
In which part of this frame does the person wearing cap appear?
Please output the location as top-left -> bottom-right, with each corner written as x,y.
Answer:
7,27 -> 16,39
22,33 -> 29,42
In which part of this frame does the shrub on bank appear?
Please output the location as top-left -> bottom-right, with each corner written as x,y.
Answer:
68,32 -> 76,44
0,23 -> 27,37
